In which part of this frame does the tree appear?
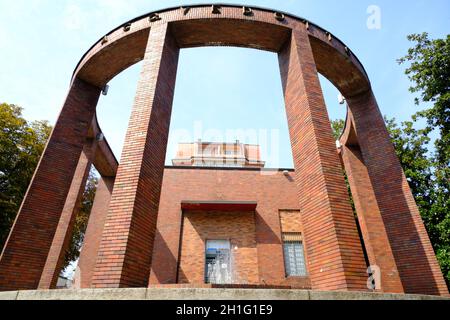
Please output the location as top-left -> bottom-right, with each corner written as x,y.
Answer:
398,33 -> 450,165
398,32 -> 450,287
331,119 -> 345,141
0,103 -> 52,249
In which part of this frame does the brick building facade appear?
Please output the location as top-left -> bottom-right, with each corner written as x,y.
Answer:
148,164 -> 309,289
0,4 -> 448,296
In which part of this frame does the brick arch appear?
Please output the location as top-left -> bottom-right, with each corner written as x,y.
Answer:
72,5 -> 370,96
0,4 -> 447,296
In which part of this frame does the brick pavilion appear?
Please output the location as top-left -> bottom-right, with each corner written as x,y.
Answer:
0,4 -> 447,297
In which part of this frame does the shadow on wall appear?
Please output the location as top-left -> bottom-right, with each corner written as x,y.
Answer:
149,229 -> 187,285
254,210 -> 282,245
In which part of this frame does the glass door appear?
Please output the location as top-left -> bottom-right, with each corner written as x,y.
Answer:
205,240 -> 231,284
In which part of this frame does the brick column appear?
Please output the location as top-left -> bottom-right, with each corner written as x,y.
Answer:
278,29 -> 368,291
0,78 -> 100,291
91,23 -> 180,288
340,141 -> 404,293
77,176 -> 115,288
347,90 -> 449,296
38,140 -> 96,289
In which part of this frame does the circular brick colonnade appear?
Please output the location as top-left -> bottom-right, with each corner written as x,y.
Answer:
0,4 -> 448,296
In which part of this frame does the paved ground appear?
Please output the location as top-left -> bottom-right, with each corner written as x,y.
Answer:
0,288 -> 448,300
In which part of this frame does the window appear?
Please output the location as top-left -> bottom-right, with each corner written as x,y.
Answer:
283,233 -> 307,277
205,240 -> 232,284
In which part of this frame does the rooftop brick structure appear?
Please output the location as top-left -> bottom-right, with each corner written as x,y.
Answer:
172,141 -> 265,168
0,4 -> 447,296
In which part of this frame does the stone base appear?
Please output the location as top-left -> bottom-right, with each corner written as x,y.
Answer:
0,288 -> 448,300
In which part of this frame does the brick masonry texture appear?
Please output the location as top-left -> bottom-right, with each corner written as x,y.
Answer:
178,211 -> 259,285
91,24 -> 180,288
279,29 -> 369,291
279,210 -> 312,288
339,112 -> 404,294
3,288 -> 449,300
340,144 -> 403,293
78,177 -> 115,289
0,5 -> 447,296
38,141 -> 97,289
149,168 -> 306,289
279,210 -> 303,234
0,78 -> 100,291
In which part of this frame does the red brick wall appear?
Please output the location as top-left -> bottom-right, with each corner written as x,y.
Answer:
149,168 -> 304,287
279,210 -> 303,234
178,211 -> 259,285
75,168 -> 312,290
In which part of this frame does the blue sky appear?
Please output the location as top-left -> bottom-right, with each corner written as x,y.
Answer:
0,0 -> 449,168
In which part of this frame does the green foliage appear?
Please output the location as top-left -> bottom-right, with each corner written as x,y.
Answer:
331,119 -> 345,141
398,33 -> 450,164
0,103 -> 52,249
